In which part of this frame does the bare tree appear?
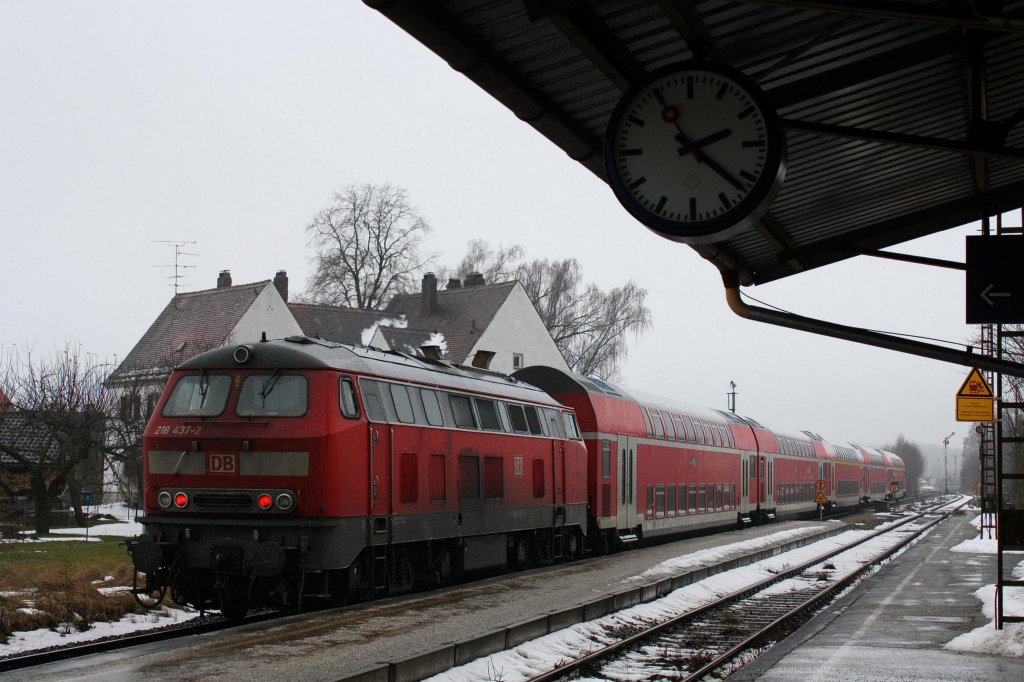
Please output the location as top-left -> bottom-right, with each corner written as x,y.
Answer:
0,345 -> 111,534
447,241 -> 653,380
302,183 -> 434,309
883,435 -> 925,496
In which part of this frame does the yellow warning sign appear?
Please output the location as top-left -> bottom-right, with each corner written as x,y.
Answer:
957,368 -> 993,397
956,368 -> 994,422
815,491 -> 828,505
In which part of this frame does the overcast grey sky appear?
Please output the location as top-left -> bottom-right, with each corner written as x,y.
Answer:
1,1 -> 993,450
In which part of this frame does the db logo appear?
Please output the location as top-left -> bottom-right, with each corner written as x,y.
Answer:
209,453 -> 237,475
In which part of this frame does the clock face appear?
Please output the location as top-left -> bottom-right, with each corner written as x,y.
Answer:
604,61 -> 786,244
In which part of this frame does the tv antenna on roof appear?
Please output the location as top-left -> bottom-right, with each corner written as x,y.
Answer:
154,240 -> 198,294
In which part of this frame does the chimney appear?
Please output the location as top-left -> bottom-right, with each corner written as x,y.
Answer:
421,272 -> 438,317
465,272 -> 485,287
447,278 -> 462,289
217,270 -> 232,288
274,270 -> 289,302
471,350 -> 495,370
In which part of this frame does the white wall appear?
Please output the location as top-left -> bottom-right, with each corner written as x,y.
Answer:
228,285 -> 303,343
472,284 -> 569,374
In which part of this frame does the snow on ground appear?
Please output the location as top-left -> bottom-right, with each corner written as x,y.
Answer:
0,606 -> 201,658
425,520 -> 935,682
944,514 -> 1024,658
0,502 -> 199,659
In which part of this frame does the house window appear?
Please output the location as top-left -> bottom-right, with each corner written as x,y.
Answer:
513,353 -> 525,369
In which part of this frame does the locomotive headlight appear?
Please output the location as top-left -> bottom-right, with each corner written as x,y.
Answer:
275,492 -> 294,511
173,492 -> 189,508
158,491 -> 172,509
257,493 -> 274,510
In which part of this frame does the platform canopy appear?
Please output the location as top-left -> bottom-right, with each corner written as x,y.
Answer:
366,1 -> 1024,286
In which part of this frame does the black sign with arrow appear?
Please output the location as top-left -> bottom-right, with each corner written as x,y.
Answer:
966,235 -> 1024,324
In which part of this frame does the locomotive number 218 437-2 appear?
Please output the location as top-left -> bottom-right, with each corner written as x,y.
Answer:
153,424 -> 203,436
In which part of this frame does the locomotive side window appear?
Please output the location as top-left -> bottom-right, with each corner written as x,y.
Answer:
450,395 -> 477,429
420,389 -> 444,427
543,409 -> 565,439
523,406 -> 544,435
359,380 -> 387,422
391,384 -> 416,424
236,374 -> 307,417
563,412 -> 581,440
162,374 -> 231,417
475,399 -> 502,431
507,404 -> 529,433
339,377 -> 359,419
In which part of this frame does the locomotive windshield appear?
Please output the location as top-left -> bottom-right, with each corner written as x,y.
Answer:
236,373 -> 308,417
162,373 -> 232,417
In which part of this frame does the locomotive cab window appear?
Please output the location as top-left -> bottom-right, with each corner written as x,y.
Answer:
162,373 -> 231,417
562,412 -> 581,440
339,377 -> 359,419
236,373 -> 307,417
507,403 -> 529,433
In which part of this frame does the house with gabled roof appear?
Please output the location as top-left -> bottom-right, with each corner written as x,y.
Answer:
287,303 -> 400,347
375,273 -> 568,375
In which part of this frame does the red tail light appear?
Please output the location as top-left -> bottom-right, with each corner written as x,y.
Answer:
174,492 -> 189,508
257,493 -> 273,510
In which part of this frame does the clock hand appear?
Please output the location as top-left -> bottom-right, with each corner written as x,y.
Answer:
677,128 -> 732,156
661,105 -> 704,163
696,150 -> 746,192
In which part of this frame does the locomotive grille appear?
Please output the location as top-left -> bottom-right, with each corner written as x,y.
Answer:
193,492 -> 252,509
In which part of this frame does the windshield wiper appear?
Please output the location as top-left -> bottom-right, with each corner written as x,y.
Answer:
259,368 -> 281,406
198,368 -> 209,408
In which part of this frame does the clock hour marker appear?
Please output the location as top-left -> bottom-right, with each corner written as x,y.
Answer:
686,76 -> 694,99
620,148 -> 643,156
716,83 -> 728,100
737,106 -> 755,120
689,197 -> 697,221
655,196 -> 667,213
718,192 -> 732,209
741,139 -> 766,148
629,176 -> 647,190
627,115 -> 645,127
739,169 -> 758,182
653,88 -> 665,105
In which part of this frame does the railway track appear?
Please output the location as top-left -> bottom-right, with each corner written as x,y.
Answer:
515,498 -> 968,682
0,609 -> 278,674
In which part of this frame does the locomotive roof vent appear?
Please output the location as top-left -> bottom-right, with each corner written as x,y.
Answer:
233,345 -> 254,365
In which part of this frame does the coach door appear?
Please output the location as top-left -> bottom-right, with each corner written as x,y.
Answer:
617,437 -> 638,528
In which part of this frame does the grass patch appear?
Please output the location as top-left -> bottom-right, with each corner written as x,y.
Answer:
0,537 -> 144,643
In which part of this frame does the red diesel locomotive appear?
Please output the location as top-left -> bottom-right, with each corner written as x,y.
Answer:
129,337 -> 903,616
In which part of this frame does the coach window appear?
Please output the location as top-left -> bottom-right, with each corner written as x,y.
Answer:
476,399 -> 502,431
688,484 -> 698,514
646,484 -> 654,517
507,403 -> 529,433
640,406 -> 653,437
651,409 -> 665,439
698,484 -> 706,513
683,416 -> 697,443
655,484 -> 665,518
667,485 -> 676,517
339,377 -> 360,419
450,394 -> 477,429
664,412 -> 677,440
236,374 -> 307,417
162,374 -> 231,417
716,483 -> 723,511
420,389 -> 444,427
601,440 -> 611,479
524,406 -> 544,435
391,384 -> 416,424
